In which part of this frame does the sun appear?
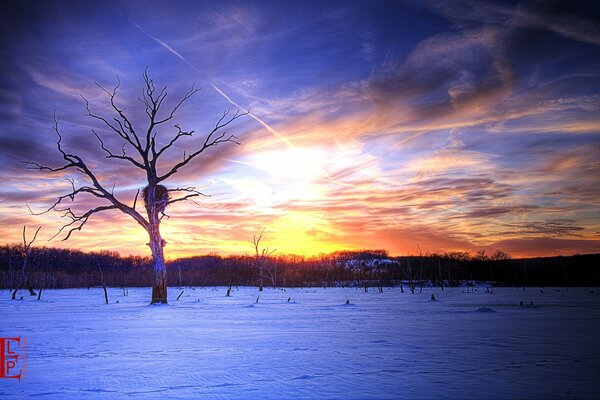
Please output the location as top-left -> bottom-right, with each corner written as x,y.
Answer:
234,147 -> 330,206
250,147 -> 327,181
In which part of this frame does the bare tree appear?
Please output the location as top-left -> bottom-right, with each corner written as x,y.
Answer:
25,70 -> 247,303
251,228 -> 276,291
264,260 -> 278,288
416,244 -> 425,293
97,261 -> 109,305
11,226 -> 41,300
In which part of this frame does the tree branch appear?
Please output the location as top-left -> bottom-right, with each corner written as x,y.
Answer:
166,187 -> 209,205
24,119 -> 149,237
155,124 -> 195,159
23,225 -> 41,250
82,84 -> 144,156
132,189 -> 140,211
158,108 -> 247,182
52,204 -> 119,241
138,69 -> 201,168
92,129 -> 146,169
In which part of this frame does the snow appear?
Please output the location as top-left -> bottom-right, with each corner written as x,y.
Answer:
1,286 -> 599,399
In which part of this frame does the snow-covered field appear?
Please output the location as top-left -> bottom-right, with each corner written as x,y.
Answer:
1,286 -> 599,399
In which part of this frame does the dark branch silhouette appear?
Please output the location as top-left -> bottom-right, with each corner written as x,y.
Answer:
11,225 -> 41,300
251,228 -> 276,291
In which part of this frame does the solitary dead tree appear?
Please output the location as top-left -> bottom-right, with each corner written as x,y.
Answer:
97,260 -> 109,305
11,226 -> 41,300
251,228 -> 276,291
26,70 -> 246,303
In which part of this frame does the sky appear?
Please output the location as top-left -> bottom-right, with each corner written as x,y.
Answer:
0,0 -> 599,259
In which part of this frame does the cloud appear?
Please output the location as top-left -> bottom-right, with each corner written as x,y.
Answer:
487,238 -> 600,258
499,219 -> 585,237
423,0 -> 600,46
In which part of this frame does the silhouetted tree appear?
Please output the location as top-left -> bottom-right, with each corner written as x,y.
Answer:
251,228 -> 276,291
97,260 -> 109,305
11,226 -> 41,300
25,69 -> 247,303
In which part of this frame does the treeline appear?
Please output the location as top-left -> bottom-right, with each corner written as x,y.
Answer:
0,244 -> 599,290
0,245 -> 153,290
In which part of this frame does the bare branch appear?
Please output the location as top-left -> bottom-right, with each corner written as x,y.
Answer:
158,108 -> 247,182
93,78 -> 144,152
23,115 -> 80,173
155,85 -> 199,125
133,189 -> 140,211
138,69 -> 200,167
252,228 -> 265,244
252,228 -> 266,258
82,92 -> 143,155
52,204 -> 119,242
262,247 -> 277,257
24,120 -> 149,235
155,124 -> 195,159
166,187 -> 209,206
22,225 -> 41,250
160,210 -> 171,221
92,129 -> 145,169
139,67 -> 200,128
22,161 -> 72,173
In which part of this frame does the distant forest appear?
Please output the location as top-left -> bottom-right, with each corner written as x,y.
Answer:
1,244 -> 599,291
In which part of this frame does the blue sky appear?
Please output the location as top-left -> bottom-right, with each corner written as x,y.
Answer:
0,0 -> 599,257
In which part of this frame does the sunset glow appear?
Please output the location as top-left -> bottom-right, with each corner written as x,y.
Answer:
1,1 -> 599,258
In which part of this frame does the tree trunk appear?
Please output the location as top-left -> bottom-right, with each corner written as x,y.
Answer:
102,284 -> 109,304
438,260 -> 444,291
98,262 -> 109,304
149,224 -> 168,304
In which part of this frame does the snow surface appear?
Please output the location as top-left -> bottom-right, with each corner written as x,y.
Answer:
1,286 -> 599,399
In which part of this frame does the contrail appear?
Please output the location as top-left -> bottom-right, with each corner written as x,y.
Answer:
129,18 -> 197,71
211,84 -> 294,149
149,34 -> 196,70
224,158 -> 256,167
129,19 -> 293,149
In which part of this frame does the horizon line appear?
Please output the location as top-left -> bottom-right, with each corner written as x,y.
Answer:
0,241 -> 597,261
